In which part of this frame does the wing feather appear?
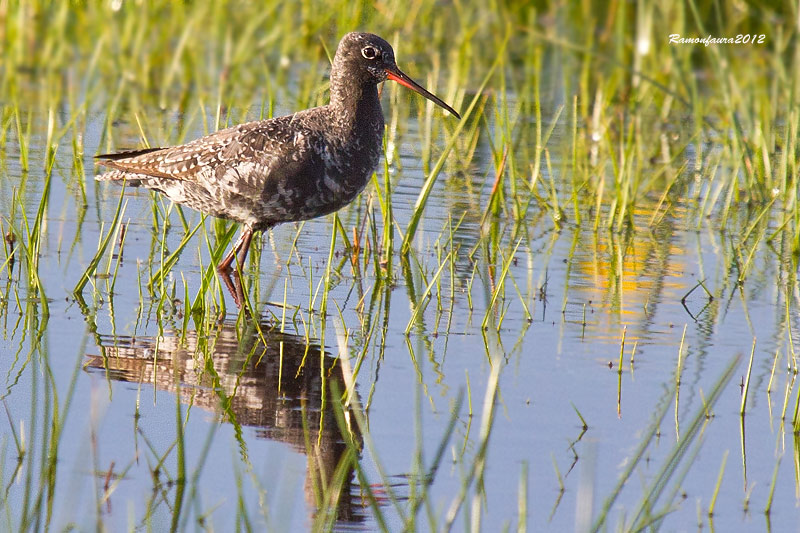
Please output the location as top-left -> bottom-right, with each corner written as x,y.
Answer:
94,116 -> 322,190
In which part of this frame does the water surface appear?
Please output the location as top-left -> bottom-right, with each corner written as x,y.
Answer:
1,94 -> 799,533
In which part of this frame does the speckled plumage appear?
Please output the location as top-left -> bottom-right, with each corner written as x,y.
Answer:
96,32 -> 459,282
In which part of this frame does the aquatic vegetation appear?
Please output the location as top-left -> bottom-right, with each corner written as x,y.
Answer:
0,1 -> 798,531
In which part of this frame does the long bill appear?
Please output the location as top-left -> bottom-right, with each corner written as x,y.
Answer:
385,66 -> 461,119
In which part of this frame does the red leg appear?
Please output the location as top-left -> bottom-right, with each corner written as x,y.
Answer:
217,226 -> 254,274
217,226 -> 255,310
235,228 -> 253,271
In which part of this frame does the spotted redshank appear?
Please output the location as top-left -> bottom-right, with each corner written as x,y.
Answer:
95,32 -> 459,303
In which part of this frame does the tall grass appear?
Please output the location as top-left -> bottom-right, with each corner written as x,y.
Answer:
1,0 -> 799,531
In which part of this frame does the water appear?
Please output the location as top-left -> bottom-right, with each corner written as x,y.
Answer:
1,102 -> 799,532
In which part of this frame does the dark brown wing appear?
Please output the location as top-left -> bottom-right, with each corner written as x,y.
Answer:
93,114 -> 331,227
94,116 -> 322,187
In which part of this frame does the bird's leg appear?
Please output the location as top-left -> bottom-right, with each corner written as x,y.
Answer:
217,248 -> 236,275
235,228 -> 254,272
217,226 -> 255,310
217,226 -> 254,274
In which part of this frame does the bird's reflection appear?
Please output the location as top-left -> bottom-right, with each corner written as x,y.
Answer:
85,318 -> 368,529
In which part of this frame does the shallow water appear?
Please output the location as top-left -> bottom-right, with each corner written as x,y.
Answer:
1,98 -> 799,533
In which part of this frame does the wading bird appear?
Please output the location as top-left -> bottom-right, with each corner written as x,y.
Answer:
96,32 -> 460,305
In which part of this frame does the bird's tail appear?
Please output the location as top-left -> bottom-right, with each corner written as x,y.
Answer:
94,147 -> 165,183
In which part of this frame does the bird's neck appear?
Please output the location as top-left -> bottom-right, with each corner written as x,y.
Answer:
329,78 -> 383,134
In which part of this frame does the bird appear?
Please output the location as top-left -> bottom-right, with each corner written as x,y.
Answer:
95,32 -> 460,303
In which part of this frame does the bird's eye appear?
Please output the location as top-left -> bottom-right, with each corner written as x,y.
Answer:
361,46 -> 378,59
